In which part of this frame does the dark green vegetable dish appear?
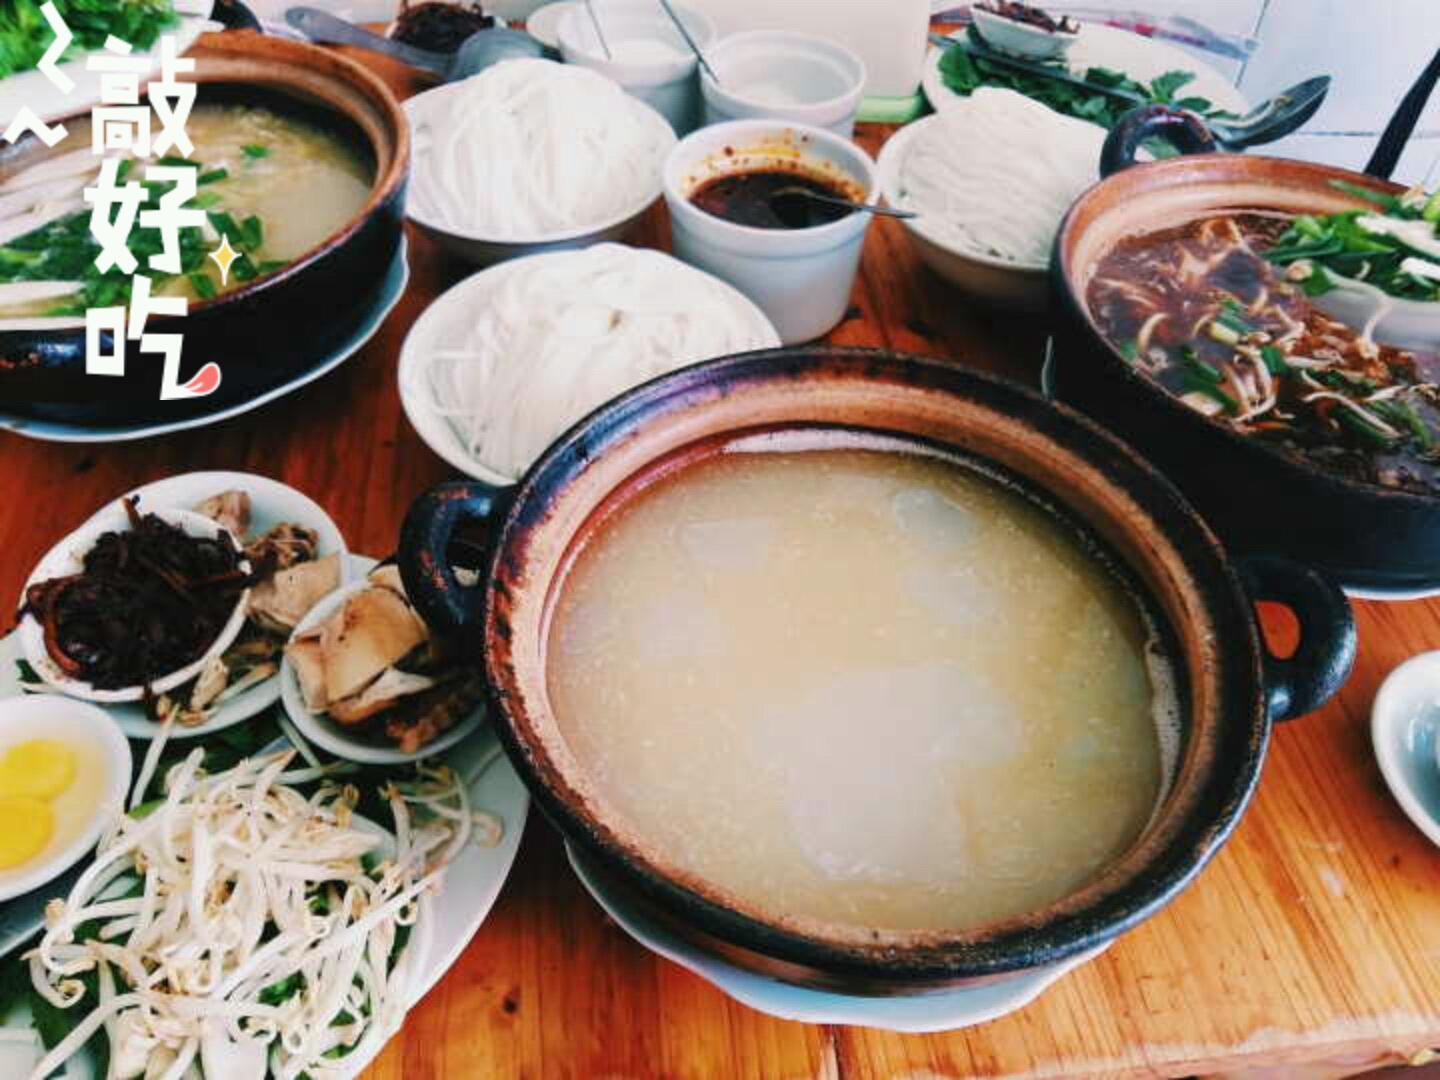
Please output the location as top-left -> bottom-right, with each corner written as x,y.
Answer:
0,102 -> 374,318
939,26 -> 1235,130
1087,207 -> 1440,495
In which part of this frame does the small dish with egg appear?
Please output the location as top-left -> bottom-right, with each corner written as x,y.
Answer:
0,695 -> 130,903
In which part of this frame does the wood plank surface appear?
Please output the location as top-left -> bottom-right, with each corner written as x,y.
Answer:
1,50 -> 1438,1080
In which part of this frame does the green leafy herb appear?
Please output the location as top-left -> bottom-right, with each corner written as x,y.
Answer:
188,270 -> 217,299
242,143 -> 272,160
197,167 -> 229,186
937,31 -> 1235,132
0,0 -> 178,79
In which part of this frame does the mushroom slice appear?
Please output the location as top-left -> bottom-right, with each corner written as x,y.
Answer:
327,667 -> 438,726
286,635 -> 329,712
319,587 -> 428,704
245,522 -> 319,573
249,553 -> 342,633
193,490 -> 251,538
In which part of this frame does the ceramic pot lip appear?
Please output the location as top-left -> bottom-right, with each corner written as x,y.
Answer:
0,29 -> 409,329
473,345 -> 1271,983
1052,152 -> 1440,514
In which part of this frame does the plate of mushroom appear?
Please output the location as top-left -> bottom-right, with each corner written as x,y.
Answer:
15,472 -> 351,742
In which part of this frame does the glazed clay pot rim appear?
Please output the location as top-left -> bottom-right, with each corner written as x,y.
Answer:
1054,151 -> 1440,513
481,345 -> 1269,981
3,29 -> 408,326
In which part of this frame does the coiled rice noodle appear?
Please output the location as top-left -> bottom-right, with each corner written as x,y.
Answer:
406,59 -> 677,240
403,244 -> 780,480
894,88 -> 1106,266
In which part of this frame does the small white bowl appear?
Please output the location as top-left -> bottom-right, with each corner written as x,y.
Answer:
557,0 -> 715,135
972,6 -> 1077,61
280,577 -> 487,766
19,508 -> 252,704
86,472 -> 351,741
403,85 -> 676,268
525,0 -> 575,50
397,243 -> 779,485
701,30 -> 866,139
663,119 -> 878,345
1372,650 -> 1440,850
875,117 -> 1049,311
0,695 -> 131,903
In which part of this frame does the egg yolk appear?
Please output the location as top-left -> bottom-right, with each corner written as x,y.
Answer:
0,797 -> 52,869
0,739 -> 76,800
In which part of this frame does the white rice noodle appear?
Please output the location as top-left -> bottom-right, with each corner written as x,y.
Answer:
406,59 -> 677,240
404,244 -> 780,480
894,88 -> 1107,266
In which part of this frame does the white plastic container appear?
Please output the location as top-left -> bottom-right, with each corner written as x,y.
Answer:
663,119 -> 877,344
557,0 -> 716,135
701,30 -> 866,138
683,0 -> 929,99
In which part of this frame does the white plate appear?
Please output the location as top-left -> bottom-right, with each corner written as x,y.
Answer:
567,844 -> 1106,1033
0,624 -> 529,1077
72,472 -> 352,741
0,16 -> 216,128
922,23 -> 1248,120
281,560 -> 489,765
1372,650 -> 1440,850
0,235 -> 409,444
18,507 -> 252,703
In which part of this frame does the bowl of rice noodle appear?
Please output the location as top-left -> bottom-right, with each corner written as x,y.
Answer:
876,88 -> 1107,311
398,244 -> 782,483
405,59 -> 678,265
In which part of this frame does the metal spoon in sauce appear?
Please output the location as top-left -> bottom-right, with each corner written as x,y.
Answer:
285,7 -> 544,82
767,186 -> 919,228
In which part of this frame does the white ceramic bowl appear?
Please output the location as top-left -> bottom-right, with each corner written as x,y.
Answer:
280,576 -> 487,766
86,472 -> 351,741
403,85 -> 676,268
875,117 -> 1049,311
701,30 -> 866,138
397,244 -> 780,485
557,0 -> 714,135
1372,650 -> 1440,850
663,119 -> 878,344
525,0 -> 575,49
0,695 -> 131,903
971,6 -> 1076,61
19,508 -> 252,704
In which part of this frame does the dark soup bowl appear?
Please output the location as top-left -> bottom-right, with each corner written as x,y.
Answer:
0,30 -> 408,424
398,346 -> 1354,993
1053,106 -> 1440,594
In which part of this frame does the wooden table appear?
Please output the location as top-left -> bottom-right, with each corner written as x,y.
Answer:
5,53 -> 1440,1080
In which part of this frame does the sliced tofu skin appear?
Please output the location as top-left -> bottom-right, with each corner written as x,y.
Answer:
327,667 -> 438,726
318,587 -> 428,704
286,635 -> 329,711
250,553 -> 342,633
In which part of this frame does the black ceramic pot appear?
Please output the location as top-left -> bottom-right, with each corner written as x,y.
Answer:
0,30 -> 408,424
396,347 -> 1354,993
1052,105 -> 1440,593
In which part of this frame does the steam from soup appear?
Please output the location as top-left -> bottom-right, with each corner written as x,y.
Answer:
547,442 -> 1173,934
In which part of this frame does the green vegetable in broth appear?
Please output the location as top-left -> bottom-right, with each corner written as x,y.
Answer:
0,0 -> 177,79
1262,180 -> 1440,302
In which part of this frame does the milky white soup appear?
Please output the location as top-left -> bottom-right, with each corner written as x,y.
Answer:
547,442 -> 1174,933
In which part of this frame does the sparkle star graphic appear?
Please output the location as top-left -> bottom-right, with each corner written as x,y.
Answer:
208,233 -> 240,286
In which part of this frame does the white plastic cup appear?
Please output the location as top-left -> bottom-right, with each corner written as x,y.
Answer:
700,30 -> 866,138
663,119 -> 877,345
557,0 -> 716,135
